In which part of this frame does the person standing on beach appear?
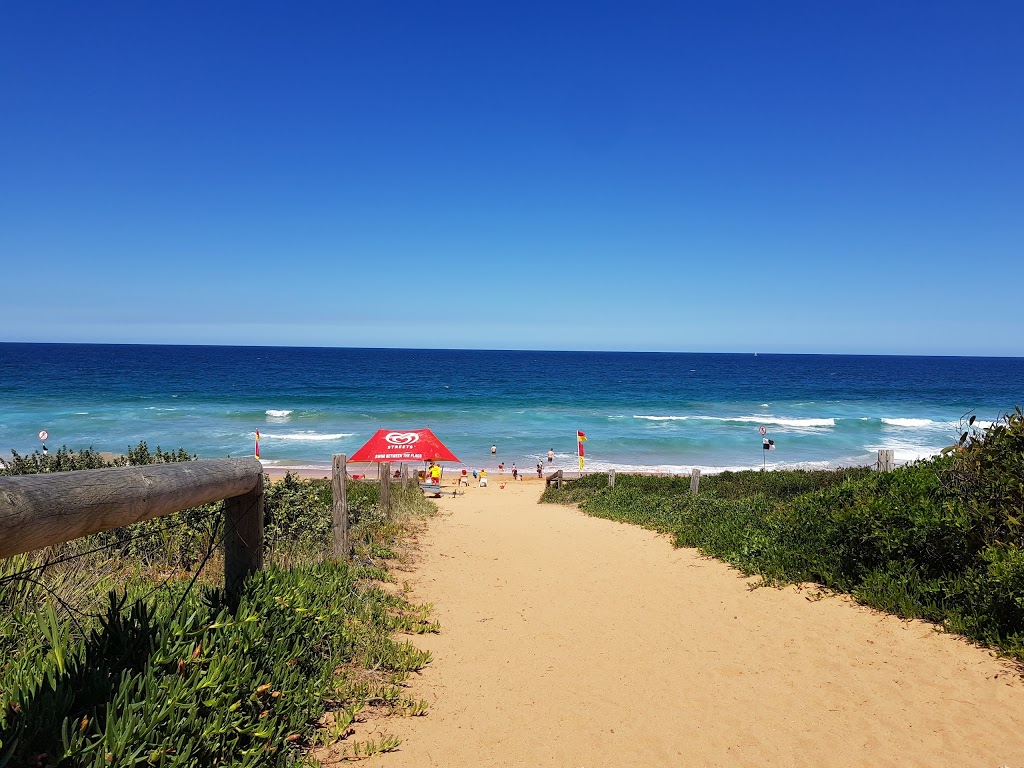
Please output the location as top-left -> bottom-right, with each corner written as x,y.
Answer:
512,464 -> 518,480
536,462 -> 543,477
547,448 -> 554,464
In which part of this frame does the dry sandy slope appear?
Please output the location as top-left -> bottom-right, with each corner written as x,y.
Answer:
353,478 -> 1024,768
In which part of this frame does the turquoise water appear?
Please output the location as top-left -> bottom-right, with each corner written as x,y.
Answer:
1,344 -> 1022,473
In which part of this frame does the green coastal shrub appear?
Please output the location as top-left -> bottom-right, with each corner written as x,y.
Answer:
0,441 -> 194,476
940,406 -> 1024,548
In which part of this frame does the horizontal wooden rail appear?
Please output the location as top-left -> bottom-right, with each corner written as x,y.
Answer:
0,458 -> 263,559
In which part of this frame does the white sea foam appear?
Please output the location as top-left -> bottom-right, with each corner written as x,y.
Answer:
258,431 -> 352,442
258,459 -> 332,471
724,416 -> 835,428
265,409 -> 293,422
556,458 -> 837,475
633,415 -> 835,428
881,418 -> 935,428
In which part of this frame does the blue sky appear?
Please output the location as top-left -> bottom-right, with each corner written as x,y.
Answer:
2,2 -> 1021,355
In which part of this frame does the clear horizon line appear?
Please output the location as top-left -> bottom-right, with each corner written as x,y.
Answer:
1,339 -> 1021,360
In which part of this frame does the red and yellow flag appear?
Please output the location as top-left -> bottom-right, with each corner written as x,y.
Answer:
577,430 -> 586,470
577,430 -> 587,442
255,429 -> 261,459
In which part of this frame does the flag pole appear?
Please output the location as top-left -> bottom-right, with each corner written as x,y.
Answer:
576,429 -> 586,475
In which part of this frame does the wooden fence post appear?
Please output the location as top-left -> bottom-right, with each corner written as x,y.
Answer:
224,473 -> 264,606
690,468 -> 701,495
877,449 -> 894,472
332,454 -> 349,560
608,470 -> 615,488
380,461 -> 392,516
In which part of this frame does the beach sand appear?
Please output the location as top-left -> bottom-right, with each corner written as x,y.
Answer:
338,477 -> 1024,767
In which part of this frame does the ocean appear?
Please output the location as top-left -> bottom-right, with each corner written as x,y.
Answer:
1,344 -> 1022,474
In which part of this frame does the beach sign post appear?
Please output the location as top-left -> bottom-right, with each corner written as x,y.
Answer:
577,430 -> 587,472
760,424 -> 775,469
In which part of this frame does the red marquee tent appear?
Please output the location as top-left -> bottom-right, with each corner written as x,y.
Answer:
347,428 -> 460,464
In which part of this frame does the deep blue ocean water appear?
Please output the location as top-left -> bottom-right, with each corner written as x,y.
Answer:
1,344 -> 1022,473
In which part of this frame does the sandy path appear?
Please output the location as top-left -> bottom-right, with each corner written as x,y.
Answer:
357,478 -> 1024,768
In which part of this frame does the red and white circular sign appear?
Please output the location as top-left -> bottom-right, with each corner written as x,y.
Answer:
758,425 -> 767,436
38,430 -> 49,441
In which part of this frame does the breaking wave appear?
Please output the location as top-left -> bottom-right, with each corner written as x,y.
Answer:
258,431 -> 351,442
634,415 -> 835,428
881,418 -> 935,428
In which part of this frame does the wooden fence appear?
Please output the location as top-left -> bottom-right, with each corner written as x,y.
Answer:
0,453 -> 405,602
545,450 -> 896,497
545,470 -> 563,488
0,458 -> 265,601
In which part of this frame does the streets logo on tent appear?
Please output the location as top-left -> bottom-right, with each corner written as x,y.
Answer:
385,432 -> 420,445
